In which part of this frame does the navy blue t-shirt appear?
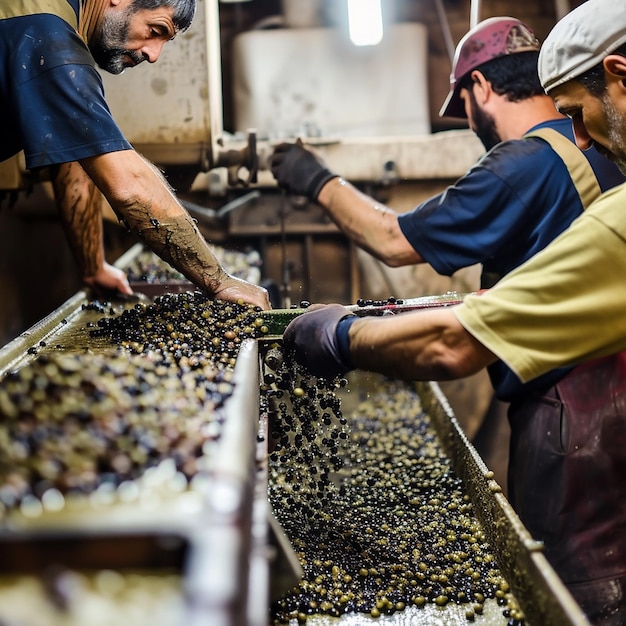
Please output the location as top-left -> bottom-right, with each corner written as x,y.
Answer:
398,118 -> 625,401
0,0 -> 131,169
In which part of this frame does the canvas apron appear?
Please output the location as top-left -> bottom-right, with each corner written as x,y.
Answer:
508,130 -> 626,623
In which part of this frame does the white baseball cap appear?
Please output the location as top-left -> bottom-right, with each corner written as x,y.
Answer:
539,0 -> 626,93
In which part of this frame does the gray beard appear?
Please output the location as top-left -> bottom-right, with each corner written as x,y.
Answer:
89,10 -> 142,74
601,93 -> 626,174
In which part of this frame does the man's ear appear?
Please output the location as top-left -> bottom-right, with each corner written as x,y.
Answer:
604,55 -> 626,87
470,70 -> 491,105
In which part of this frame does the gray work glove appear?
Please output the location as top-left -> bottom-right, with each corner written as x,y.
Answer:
270,143 -> 338,201
283,304 -> 356,379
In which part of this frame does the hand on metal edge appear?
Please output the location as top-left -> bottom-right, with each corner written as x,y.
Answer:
84,262 -> 132,296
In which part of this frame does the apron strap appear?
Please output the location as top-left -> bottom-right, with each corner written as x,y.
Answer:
0,0 -> 78,30
524,127 -> 602,210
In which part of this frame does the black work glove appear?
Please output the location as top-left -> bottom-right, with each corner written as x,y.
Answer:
283,304 -> 357,380
270,143 -> 338,201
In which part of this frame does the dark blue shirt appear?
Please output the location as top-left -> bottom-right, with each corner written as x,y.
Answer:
0,0 -> 131,169
398,118 -> 625,401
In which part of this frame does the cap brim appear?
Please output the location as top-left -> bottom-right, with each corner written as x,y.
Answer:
439,88 -> 467,119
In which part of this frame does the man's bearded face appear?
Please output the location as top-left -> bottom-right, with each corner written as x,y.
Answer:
599,91 -> 626,174
89,8 -> 145,75
466,86 -> 501,151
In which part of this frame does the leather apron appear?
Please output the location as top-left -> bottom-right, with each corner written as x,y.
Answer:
508,351 -> 626,624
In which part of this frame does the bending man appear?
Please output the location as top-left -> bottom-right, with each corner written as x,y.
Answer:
0,0 -> 269,308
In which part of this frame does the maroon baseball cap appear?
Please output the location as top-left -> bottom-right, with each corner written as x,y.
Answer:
440,17 -> 541,119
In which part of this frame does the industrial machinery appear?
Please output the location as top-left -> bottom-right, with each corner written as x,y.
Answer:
92,0 -> 485,307
0,1 -> 575,311
0,0 -> 491,312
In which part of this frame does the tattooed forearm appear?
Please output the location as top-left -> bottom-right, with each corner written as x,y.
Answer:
52,162 -> 104,278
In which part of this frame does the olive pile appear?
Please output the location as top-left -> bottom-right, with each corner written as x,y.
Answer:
90,291 -> 268,369
0,569 -> 184,625
0,292 -> 267,518
264,358 -> 524,625
0,350 -> 234,516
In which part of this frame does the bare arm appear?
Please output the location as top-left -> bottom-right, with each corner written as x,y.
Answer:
51,161 -> 132,295
317,177 -> 423,267
270,142 -> 422,267
79,150 -> 270,309
348,307 -> 497,380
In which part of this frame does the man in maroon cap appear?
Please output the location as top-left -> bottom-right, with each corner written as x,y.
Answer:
270,17 -> 623,416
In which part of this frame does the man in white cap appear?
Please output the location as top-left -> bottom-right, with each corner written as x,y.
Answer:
283,1 -> 626,621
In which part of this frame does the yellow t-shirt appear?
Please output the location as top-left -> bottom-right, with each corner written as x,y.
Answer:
455,182 -> 626,383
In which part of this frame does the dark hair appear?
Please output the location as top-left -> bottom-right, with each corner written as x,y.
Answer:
577,43 -> 626,97
458,50 -> 543,102
130,0 -> 196,32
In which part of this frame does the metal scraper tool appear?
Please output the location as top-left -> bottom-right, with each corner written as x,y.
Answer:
260,291 -> 482,338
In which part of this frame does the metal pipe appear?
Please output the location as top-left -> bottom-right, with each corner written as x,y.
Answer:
434,0 -> 455,63
470,0 -> 482,29
205,0 -> 225,170
555,0 -> 570,19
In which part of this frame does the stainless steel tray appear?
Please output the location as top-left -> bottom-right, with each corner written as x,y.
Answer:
418,381 -> 587,625
0,240 -> 591,626
264,367 -> 590,626
0,287 -> 265,626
